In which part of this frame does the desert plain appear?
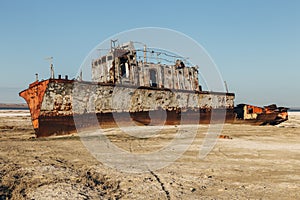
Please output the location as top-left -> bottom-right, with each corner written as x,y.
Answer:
0,109 -> 299,199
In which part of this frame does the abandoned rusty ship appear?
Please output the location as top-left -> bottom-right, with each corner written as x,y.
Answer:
19,41 -> 287,137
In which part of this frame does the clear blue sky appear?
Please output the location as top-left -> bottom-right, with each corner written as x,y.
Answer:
0,0 -> 299,107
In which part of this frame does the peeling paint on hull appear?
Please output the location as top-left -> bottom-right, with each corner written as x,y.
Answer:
20,79 -> 235,137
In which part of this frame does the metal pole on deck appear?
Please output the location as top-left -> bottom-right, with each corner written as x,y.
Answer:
224,81 -> 229,93
143,44 -> 147,63
45,57 -> 54,79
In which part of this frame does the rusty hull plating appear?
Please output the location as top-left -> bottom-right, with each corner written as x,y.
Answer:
19,80 -> 50,131
20,78 -> 235,137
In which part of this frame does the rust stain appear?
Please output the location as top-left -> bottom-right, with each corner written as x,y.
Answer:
219,135 -> 232,139
19,80 -> 49,129
234,103 -> 288,125
245,105 -> 263,114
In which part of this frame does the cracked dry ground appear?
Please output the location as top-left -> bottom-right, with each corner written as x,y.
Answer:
0,112 -> 300,199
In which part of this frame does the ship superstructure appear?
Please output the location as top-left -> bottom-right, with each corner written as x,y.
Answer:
91,41 -> 200,91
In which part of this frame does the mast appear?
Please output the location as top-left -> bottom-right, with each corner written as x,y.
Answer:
45,57 -> 54,79
224,81 -> 229,93
143,44 -> 147,63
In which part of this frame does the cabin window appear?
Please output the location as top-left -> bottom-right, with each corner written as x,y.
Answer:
168,70 -> 171,75
102,57 -> 106,63
107,55 -> 112,61
121,63 -> 126,77
120,57 -> 129,78
149,69 -> 157,87
248,108 -> 253,114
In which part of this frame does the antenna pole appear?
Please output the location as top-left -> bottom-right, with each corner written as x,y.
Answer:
111,39 -> 118,51
79,70 -> 83,81
143,44 -> 147,63
224,81 -> 229,93
45,57 -> 54,79
50,63 -> 54,79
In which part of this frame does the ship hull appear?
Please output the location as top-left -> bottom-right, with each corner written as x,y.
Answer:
36,109 -> 236,137
20,79 -> 236,137
233,104 -> 288,126
233,113 -> 287,125
20,79 -> 288,137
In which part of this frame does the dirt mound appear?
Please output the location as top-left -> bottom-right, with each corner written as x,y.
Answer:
0,159 -> 124,200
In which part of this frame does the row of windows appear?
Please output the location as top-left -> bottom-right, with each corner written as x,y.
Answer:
94,55 -> 113,66
94,60 -> 196,79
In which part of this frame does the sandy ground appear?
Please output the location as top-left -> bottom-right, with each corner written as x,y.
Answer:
0,110 -> 300,199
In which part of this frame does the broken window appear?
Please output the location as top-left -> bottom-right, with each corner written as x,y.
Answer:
149,69 -> 157,87
120,57 -> 129,78
248,108 -> 253,114
120,63 -> 126,77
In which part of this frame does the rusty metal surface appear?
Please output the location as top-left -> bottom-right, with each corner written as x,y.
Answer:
38,80 -> 234,117
36,109 -> 235,137
20,79 -> 235,137
20,78 -> 287,138
19,80 -> 50,129
234,104 -> 288,125
91,41 -> 200,91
